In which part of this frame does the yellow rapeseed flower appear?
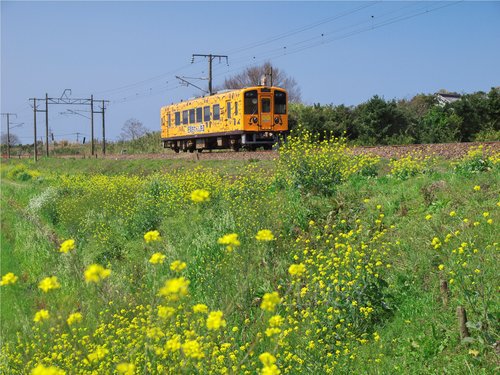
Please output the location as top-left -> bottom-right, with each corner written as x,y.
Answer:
438,264 -> 444,271
261,292 -> 281,312
190,189 -> 210,203
84,264 -> 111,283
268,315 -> 284,327
116,363 -> 135,375
193,303 -> 209,314
31,364 -> 66,375
149,252 -> 166,264
157,305 -> 175,319
259,352 -> 280,375
144,230 -> 161,243
449,211 -> 456,217
181,339 -> 204,359
38,276 -> 61,293
67,312 -> 83,326
288,263 -> 306,277
88,345 -> 109,362
170,260 -> 187,272
206,310 -> 226,330
158,277 -> 189,301
33,309 -> 50,323
0,272 -> 18,286
425,214 -> 432,220
59,239 -> 75,253
256,229 -> 275,242
217,233 -> 241,252
473,185 -> 481,191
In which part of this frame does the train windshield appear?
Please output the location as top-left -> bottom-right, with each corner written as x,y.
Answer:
274,90 -> 286,114
244,90 -> 258,114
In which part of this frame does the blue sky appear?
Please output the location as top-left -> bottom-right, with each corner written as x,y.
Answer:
2,1 -> 500,143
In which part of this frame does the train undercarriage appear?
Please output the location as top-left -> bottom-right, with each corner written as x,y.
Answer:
162,131 -> 284,153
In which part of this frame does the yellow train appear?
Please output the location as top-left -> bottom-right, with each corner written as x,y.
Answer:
160,86 -> 288,152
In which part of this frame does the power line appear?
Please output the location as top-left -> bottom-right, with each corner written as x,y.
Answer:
90,2 -> 381,100
222,1 -> 381,56
211,1 -> 462,81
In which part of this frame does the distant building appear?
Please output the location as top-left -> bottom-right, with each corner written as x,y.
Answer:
435,92 -> 461,106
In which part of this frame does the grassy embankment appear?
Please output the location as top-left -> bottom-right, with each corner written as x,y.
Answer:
0,140 -> 498,374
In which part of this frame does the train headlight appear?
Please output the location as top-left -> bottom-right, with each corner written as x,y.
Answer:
274,116 -> 280,124
252,116 -> 258,124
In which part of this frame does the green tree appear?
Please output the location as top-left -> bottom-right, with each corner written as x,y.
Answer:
417,106 -> 461,143
353,96 -> 410,145
450,92 -> 489,141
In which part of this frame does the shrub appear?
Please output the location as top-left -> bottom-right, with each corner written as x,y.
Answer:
276,130 -> 380,195
389,151 -> 434,180
454,145 -> 498,174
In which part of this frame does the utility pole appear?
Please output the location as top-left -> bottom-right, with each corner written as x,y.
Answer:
45,93 -> 49,157
192,54 -> 229,95
101,101 -> 106,155
29,91 -> 108,160
90,94 -> 94,156
1,113 -> 16,159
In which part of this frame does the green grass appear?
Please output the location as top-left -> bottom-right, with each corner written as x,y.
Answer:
0,154 -> 498,373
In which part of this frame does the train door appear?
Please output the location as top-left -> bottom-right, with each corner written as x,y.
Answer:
260,94 -> 272,130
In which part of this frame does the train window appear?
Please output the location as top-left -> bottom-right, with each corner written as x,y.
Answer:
182,110 -> 189,125
244,90 -> 258,114
213,104 -> 220,120
234,102 -> 238,116
196,107 -> 202,122
189,109 -> 195,124
261,98 -> 271,113
175,112 -> 180,126
204,106 -> 211,121
227,102 -> 231,119
274,91 -> 287,114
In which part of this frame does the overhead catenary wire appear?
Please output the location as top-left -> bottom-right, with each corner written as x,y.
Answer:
210,1 -> 462,82
9,1 -> 463,117
105,2 -> 411,104
91,2 -> 384,101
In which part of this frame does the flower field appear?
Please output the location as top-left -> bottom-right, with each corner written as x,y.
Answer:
0,138 -> 498,374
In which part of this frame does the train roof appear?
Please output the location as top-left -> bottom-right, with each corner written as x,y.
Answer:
163,86 -> 287,108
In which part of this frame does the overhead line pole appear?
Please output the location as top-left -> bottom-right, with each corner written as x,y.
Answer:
91,95 -> 94,156
29,92 -> 108,160
192,54 -> 229,95
102,101 -> 106,155
1,113 -> 16,159
33,99 -> 37,161
45,93 -> 49,157
30,98 -> 47,162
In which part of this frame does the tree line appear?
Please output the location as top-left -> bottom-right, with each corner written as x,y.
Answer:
289,88 -> 500,145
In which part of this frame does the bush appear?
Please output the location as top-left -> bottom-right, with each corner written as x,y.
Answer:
276,129 -> 379,195
474,129 -> 500,142
389,152 -> 434,180
454,145 -> 498,174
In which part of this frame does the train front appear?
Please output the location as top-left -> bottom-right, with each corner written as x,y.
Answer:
240,86 -> 288,149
